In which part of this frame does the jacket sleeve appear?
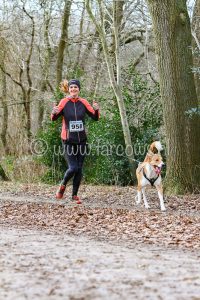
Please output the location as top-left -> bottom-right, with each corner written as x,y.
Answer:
51,98 -> 67,121
81,98 -> 100,121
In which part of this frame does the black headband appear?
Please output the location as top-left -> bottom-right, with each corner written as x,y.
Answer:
68,79 -> 81,90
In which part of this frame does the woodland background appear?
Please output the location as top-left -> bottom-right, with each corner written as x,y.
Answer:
0,0 -> 199,194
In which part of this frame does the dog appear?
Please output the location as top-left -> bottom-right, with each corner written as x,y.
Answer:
135,141 -> 166,211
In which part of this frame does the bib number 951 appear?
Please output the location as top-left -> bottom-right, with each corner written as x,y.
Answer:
69,121 -> 84,132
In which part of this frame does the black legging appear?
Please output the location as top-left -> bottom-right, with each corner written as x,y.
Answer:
62,143 -> 87,196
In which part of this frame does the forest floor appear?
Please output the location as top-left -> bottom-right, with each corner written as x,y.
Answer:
0,182 -> 200,300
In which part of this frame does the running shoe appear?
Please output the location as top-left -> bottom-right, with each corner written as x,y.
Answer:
56,184 -> 66,199
72,195 -> 82,204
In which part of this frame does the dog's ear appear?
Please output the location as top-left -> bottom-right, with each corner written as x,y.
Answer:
150,144 -> 158,154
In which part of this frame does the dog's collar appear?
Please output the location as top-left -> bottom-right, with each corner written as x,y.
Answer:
143,169 -> 159,186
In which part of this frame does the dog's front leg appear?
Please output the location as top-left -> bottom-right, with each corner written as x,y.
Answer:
142,187 -> 150,209
135,186 -> 142,204
155,184 -> 166,211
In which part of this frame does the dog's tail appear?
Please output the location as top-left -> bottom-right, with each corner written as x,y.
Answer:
149,141 -> 163,154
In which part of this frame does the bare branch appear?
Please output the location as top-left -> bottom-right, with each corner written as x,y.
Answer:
0,65 -> 23,88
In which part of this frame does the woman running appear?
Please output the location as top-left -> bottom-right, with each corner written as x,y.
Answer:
51,79 -> 100,204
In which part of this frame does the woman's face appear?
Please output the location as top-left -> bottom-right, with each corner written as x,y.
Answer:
69,85 -> 80,97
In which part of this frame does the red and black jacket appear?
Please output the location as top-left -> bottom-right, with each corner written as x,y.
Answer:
51,96 -> 100,144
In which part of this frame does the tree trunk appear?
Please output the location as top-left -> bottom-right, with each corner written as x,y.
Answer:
72,4 -> 85,71
0,164 -> 9,181
79,30 -> 99,71
0,38 -> 9,154
147,0 -> 200,193
56,0 -> 72,85
22,5 -> 35,142
38,8 -> 53,130
113,0 -> 124,85
90,45 -> 103,98
86,0 -> 137,181
192,0 -> 200,101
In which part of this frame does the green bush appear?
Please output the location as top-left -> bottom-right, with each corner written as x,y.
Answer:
84,105 -> 130,185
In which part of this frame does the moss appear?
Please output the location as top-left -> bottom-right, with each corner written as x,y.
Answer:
179,12 -> 187,25
164,176 -> 193,195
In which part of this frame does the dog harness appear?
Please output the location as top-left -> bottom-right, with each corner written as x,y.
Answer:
142,169 -> 159,186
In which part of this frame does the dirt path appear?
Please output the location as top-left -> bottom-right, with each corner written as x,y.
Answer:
1,226 -> 200,300
0,183 -> 200,299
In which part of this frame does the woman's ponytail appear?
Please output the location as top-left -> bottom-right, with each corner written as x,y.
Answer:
59,79 -> 68,93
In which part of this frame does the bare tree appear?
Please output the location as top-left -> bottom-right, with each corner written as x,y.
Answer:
86,0 -> 137,180
37,0 -> 54,129
146,0 -> 200,193
72,3 -> 86,70
56,0 -> 72,85
0,37 -> 9,154
0,3 -> 36,142
22,4 -> 35,141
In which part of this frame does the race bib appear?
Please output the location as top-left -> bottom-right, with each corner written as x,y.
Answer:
69,120 -> 84,132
